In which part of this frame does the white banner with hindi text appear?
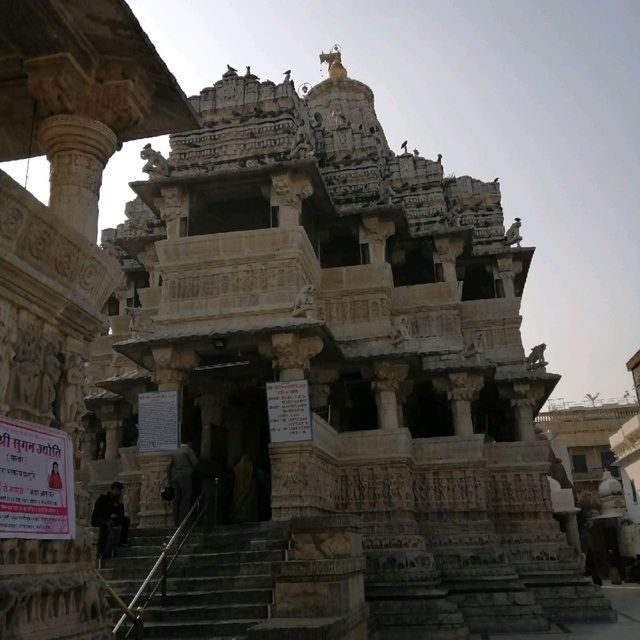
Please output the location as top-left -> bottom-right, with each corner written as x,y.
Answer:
0,416 -> 76,540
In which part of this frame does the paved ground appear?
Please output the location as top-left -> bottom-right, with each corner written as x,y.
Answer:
470,584 -> 640,639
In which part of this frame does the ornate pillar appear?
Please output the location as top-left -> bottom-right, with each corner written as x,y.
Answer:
270,173 -> 313,227
196,386 -> 229,461
309,369 -> 338,414
564,512 -> 581,554
38,115 -> 117,241
263,332 -> 324,381
435,372 -> 484,436
504,382 -> 544,443
102,420 -> 121,462
359,217 -> 395,264
157,185 -> 189,240
372,362 -> 409,431
25,53 -> 153,243
433,235 -> 464,283
495,255 -> 523,298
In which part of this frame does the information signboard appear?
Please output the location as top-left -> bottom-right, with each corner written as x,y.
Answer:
266,380 -> 313,443
138,390 -> 180,452
0,416 -> 75,540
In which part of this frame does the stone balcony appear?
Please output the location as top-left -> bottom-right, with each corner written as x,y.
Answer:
319,264 -> 393,341
460,297 -> 524,364
154,226 -> 320,327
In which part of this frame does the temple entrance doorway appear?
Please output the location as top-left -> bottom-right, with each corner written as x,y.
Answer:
206,383 -> 272,525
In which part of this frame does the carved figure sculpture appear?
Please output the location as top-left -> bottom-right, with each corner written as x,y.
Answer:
290,120 -> 314,160
504,217 -> 522,247
463,332 -> 485,361
12,331 -> 39,410
292,284 -> 317,318
126,307 -> 154,337
391,316 -> 412,346
41,343 -> 62,417
526,343 -> 548,371
140,144 -> 170,177
60,354 -> 87,427
0,320 -> 15,411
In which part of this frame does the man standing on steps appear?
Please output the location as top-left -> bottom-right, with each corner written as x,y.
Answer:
170,439 -> 198,527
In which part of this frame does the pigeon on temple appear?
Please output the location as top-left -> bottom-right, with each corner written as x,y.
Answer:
283,69 -> 291,82
493,177 -> 500,183
401,140 -> 408,153
437,154 -> 442,164
227,64 -> 237,73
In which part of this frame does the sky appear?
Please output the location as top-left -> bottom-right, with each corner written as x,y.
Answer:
2,0 -> 639,406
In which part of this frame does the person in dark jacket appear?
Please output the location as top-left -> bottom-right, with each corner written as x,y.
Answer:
91,481 -> 129,559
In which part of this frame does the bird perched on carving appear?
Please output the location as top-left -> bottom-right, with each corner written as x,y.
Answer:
492,177 -> 499,183
401,140 -> 408,153
437,154 -> 442,164
283,69 -> 292,82
245,66 -> 251,76
227,64 -> 237,73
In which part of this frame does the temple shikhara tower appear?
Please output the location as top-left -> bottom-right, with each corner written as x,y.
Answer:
1,16 -> 615,637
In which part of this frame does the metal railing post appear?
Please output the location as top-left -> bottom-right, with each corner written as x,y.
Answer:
161,543 -> 168,607
134,607 -> 144,640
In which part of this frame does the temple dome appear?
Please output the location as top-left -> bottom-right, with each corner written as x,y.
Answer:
598,470 -> 623,498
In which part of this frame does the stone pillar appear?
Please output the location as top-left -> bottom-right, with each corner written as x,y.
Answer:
309,368 -> 338,414
270,172 -> 313,227
433,235 -> 465,283
196,387 -> 229,461
265,332 -> 323,381
372,362 -> 409,431
512,398 -> 537,442
360,217 -> 395,264
25,53 -> 153,244
495,255 -> 522,298
435,372 -> 484,437
102,420 -> 121,462
157,185 -> 189,240
80,431 -> 97,469
38,115 -> 117,242
137,451 -> 173,528
564,511 -> 581,554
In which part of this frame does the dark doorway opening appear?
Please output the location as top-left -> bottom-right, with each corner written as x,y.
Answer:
405,382 -> 454,437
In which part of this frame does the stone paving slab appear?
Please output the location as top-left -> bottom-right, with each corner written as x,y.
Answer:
470,584 -> 640,640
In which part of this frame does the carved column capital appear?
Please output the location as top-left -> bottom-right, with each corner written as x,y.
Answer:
270,173 -> 313,226
435,372 -> 484,402
267,333 -> 324,378
372,361 -> 409,389
433,235 -> 465,263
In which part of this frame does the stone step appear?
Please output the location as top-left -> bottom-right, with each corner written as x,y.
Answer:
113,588 -> 273,608
117,538 -> 289,558
107,548 -> 285,566
146,603 -> 269,623
107,574 -> 274,594
140,619 -> 260,638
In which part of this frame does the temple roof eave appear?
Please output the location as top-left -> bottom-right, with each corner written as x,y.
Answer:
130,158 -> 337,218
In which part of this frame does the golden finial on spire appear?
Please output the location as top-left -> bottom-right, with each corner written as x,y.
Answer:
320,44 -> 348,79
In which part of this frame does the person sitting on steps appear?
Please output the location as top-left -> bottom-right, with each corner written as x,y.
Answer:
91,481 -> 130,559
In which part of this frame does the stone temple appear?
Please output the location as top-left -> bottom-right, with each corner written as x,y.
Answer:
0,12 -> 614,637
79,50 -> 614,638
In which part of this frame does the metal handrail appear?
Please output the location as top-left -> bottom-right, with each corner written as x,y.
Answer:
94,569 -> 145,639
113,482 -> 217,637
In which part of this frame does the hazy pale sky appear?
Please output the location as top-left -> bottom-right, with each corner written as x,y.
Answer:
2,0 -> 638,405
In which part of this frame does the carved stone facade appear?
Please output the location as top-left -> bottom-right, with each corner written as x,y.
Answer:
82,50 -> 614,637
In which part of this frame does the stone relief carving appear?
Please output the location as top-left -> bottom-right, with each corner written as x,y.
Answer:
526,343 -> 548,371
0,319 -> 15,412
292,284 -> 317,318
390,316 -> 412,346
126,307 -> 155,337
41,342 -> 62,418
141,143 -> 170,177
289,119 -> 314,159
462,332 -> 485,362
11,327 -> 40,411
60,354 -> 88,428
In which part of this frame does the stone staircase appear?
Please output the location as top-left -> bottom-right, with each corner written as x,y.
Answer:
101,521 -> 291,639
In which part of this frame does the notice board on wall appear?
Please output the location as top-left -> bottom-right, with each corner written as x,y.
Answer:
137,390 -> 180,452
266,380 -> 313,443
0,416 -> 76,540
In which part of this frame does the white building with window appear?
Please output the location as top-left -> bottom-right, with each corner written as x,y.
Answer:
610,412 -> 640,556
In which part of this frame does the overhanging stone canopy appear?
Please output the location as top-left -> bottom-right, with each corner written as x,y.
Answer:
0,0 -> 200,162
